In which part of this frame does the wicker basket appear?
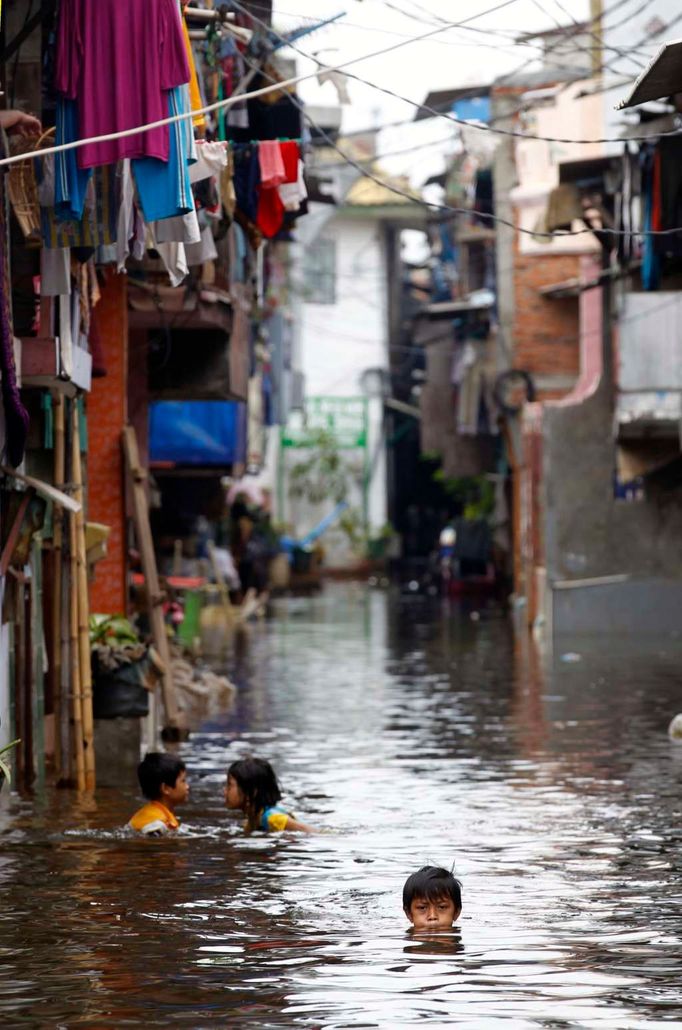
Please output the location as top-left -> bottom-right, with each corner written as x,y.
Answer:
7,127 -> 55,243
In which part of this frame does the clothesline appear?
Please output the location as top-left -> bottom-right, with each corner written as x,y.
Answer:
0,17 -> 462,171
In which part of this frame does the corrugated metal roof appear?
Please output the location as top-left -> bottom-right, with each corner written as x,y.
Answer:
617,38 -> 682,108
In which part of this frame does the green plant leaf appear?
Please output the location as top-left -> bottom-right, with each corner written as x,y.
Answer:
0,739 -> 20,787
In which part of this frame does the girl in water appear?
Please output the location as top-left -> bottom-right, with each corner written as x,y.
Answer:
224,757 -> 315,833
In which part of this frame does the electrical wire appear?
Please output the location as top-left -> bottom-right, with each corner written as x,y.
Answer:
530,0 -> 645,71
0,12 -> 512,171
300,0 -> 660,141
274,32 -> 680,145
2,0 -> 670,240
235,2 -> 682,240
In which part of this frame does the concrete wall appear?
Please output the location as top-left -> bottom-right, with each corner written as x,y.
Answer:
544,378 -> 682,584
542,293 -> 682,634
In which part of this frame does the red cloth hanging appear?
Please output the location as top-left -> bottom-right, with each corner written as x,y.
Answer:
256,141 -> 299,238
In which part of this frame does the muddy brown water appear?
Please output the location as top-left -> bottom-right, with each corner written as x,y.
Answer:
1,585 -> 681,1027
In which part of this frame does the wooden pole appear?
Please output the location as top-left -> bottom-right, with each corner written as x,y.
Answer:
122,426 -> 185,737
72,401 -> 96,791
52,393 -> 65,781
68,462 -> 86,791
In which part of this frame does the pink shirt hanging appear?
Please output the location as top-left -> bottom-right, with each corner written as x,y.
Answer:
55,0 -> 190,169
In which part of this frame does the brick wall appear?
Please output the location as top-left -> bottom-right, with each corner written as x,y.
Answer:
87,272 -> 128,614
513,245 -> 581,391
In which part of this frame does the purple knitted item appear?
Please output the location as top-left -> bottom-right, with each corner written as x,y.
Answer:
0,144 -> 30,468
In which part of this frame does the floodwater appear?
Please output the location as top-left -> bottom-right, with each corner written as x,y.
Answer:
1,585 -> 681,1028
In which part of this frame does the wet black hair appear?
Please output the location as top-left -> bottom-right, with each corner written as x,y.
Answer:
402,866 -> 462,913
227,757 -> 282,814
137,752 -> 186,801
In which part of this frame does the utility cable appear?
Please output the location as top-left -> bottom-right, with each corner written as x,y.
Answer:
236,3 -> 682,239
0,12 -> 508,170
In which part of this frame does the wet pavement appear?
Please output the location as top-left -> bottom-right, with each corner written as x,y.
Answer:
1,584 -> 681,1027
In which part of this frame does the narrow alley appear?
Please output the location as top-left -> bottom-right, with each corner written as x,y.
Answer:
1,585 -> 680,1026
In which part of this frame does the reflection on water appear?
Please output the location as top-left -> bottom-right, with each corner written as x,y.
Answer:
1,585 -> 681,1027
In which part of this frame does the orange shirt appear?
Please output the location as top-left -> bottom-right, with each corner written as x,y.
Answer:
128,801 -> 179,835
182,15 -> 206,129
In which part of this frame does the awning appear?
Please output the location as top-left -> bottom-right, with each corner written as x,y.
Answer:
617,38 -> 682,109
539,262 -> 640,298
414,84 -> 491,121
418,295 -> 494,321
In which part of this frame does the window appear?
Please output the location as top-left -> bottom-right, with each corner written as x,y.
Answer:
303,238 -> 336,305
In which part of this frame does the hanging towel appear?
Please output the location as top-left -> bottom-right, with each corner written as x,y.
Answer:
257,141 -> 299,238
258,140 -> 286,188
278,158 -> 307,212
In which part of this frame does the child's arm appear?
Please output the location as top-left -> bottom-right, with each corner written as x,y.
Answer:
284,816 -> 316,833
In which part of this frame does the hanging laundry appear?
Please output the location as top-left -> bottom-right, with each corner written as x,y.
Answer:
40,164 -> 118,250
233,145 -> 261,225
257,141 -> 299,238
181,12 -> 206,129
55,0 -> 189,168
190,141 -> 229,184
54,98 -> 91,222
278,160 -> 307,213
258,141 -> 286,188
40,247 -> 71,296
132,87 -> 195,223
221,146 -> 237,221
545,183 -> 582,232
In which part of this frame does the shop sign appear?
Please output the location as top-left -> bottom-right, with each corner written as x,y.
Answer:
281,396 -> 367,449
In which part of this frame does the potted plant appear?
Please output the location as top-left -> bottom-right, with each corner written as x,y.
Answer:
90,615 -> 164,719
0,738 -> 20,792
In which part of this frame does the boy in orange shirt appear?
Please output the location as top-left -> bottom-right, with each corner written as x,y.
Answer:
128,753 -> 189,836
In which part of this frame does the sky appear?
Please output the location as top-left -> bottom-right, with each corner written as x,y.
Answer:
271,0 -> 592,185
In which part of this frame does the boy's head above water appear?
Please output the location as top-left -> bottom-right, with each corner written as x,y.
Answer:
138,752 -> 189,809
403,866 -> 462,931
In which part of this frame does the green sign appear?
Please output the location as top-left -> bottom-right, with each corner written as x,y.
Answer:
281,396 -> 368,450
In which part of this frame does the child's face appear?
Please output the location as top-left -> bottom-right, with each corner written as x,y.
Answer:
161,769 -> 190,807
224,773 -> 245,810
405,894 -> 460,932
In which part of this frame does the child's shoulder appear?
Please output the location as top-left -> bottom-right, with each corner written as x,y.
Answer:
260,805 -> 292,832
129,801 -> 179,835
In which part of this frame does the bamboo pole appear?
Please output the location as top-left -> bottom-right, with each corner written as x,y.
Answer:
122,426 -> 185,737
72,401 -> 96,791
52,393 -> 65,781
68,460 -> 86,791
59,543 -> 71,785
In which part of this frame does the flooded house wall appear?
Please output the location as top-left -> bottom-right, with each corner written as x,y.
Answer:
543,383 -> 682,633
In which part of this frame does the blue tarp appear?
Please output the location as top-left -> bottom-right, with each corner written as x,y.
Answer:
452,96 -> 490,123
149,401 -> 247,466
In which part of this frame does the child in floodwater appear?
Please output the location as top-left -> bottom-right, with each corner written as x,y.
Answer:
128,753 -> 189,836
403,866 -> 462,932
224,756 -> 314,833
